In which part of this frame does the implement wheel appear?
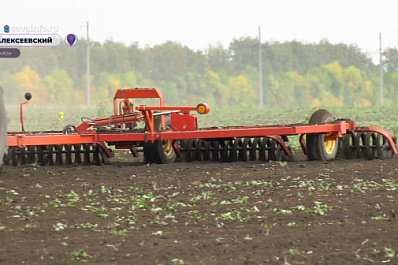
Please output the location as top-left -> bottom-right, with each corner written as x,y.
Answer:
143,115 -> 176,164
306,109 -> 338,161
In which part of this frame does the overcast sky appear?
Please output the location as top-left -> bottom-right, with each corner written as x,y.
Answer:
1,0 -> 398,59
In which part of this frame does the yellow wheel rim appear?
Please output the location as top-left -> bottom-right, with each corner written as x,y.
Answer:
162,125 -> 173,156
163,140 -> 173,156
324,135 -> 336,155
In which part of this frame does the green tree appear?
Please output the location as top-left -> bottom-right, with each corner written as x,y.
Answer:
41,68 -> 74,105
203,70 -> 228,106
14,66 -> 41,96
343,65 -> 363,105
229,74 -> 255,106
0,72 -> 24,103
207,43 -> 232,73
229,37 -> 258,75
383,47 -> 398,73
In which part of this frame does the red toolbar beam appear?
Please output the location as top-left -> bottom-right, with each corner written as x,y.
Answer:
7,121 -> 396,155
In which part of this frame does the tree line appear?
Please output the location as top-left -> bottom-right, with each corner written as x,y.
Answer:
1,37 -> 398,107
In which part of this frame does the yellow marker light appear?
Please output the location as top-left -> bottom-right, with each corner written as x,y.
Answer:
196,103 -> 210,114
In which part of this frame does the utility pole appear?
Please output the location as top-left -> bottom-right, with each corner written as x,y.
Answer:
258,26 -> 263,107
379,32 -> 383,107
86,21 -> 91,109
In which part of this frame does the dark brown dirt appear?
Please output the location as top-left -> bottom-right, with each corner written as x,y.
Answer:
1,153 -> 398,265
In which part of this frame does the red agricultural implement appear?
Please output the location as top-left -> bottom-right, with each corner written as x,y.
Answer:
4,88 -> 397,166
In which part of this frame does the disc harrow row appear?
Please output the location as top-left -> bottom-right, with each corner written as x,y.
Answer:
4,144 -> 109,166
179,137 -> 290,163
340,132 -> 395,160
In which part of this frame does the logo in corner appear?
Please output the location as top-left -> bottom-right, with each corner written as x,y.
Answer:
65,34 -> 78,47
4,25 -> 9,33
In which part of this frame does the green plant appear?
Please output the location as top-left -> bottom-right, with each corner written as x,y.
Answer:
274,208 -> 292,214
172,258 -> 184,264
109,229 -> 127,236
279,161 -> 288,167
152,231 -> 168,236
384,247 -> 396,258
232,196 -> 249,203
219,210 -> 251,222
187,210 -> 201,219
6,190 -> 18,195
313,202 -> 332,216
215,237 -> 224,244
66,250 -> 93,261
53,222 -> 67,231
93,211 -> 109,219
372,215 -> 388,221
62,190 -> 80,201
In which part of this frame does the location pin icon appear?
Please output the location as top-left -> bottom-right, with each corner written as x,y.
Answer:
66,34 -> 76,46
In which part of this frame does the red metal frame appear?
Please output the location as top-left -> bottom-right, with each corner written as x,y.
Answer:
6,88 -> 398,159
113,88 -> 164,115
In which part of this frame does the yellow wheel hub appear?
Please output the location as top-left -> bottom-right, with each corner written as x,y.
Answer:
163,140 -> 173,156
162,125 -> 174,156
324,136 -> 336,155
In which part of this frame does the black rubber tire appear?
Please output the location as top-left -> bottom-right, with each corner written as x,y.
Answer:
143,115 -> 176,164
306,134 -> 319,161
306,109 -> 338,161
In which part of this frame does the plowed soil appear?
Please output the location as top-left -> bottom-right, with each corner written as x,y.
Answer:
1,153 -> 398,264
